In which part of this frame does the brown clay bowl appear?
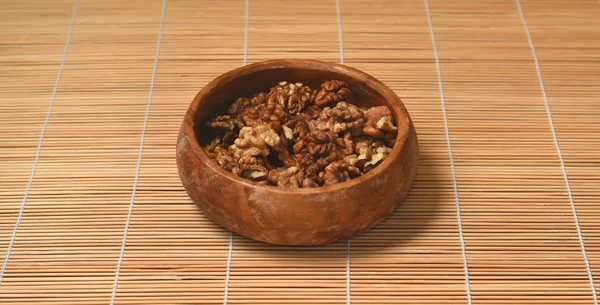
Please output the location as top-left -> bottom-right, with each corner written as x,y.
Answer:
176,59 -> 419,246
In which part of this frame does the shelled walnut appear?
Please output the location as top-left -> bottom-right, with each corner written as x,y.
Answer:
202,80 -> 398,188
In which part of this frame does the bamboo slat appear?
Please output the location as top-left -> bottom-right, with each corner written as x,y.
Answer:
0,0 -> 599,304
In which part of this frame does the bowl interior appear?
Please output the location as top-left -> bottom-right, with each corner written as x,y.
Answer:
182,59 -> 412,194
192,60 -> 401,149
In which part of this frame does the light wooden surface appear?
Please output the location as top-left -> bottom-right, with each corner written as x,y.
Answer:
0,0 -> 599,304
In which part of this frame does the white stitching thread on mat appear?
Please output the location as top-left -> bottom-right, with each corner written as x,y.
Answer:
336,0 -> 345,66
335,1 -> 351,304
243,0 -> 250,66
223,232 -> 234,305
0,0 -> 81,286
423,1 -> 473,304
223,1 -> 250,304
109,0 -> 167,303
516,1 -> 598,303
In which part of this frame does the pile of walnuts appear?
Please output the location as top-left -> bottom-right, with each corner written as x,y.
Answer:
202,80 -> 398,188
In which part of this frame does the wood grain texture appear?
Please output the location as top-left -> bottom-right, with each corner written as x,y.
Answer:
1,0 -> 599,304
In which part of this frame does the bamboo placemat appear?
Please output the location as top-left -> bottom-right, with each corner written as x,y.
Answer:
1,0 -> 599,304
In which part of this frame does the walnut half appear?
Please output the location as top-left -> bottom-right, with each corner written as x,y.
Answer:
363,106 -> 397,139
229,125 -> 280,160
316,102 -> 364,133
323,160 -> 360,186
314,80 -> 351,107
267,81 -> 314,116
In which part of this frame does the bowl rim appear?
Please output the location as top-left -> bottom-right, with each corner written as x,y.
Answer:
180,58 -> 413,195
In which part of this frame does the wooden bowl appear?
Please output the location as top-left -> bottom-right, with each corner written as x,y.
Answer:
176,59 -> 419,245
